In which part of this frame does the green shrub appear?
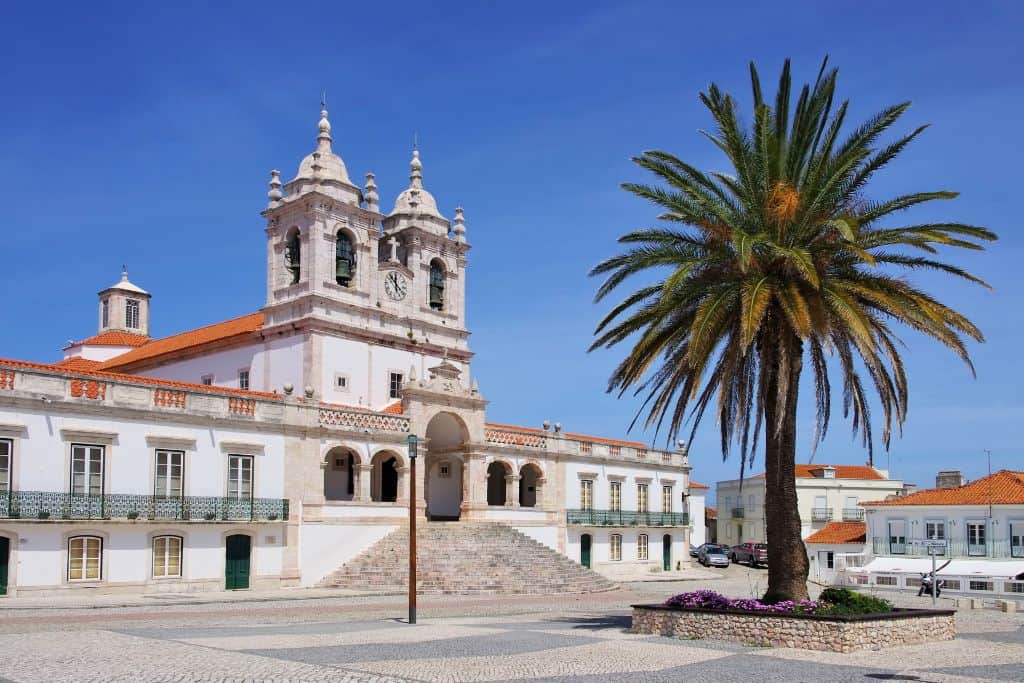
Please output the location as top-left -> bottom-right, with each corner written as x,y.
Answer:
817,587 -> 893,615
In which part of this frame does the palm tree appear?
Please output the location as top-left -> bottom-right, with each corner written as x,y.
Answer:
590,58 -> 996,601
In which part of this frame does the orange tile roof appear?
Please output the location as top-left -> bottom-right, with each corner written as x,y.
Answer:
0,357 -> 279,400
690,481 -> 709,490
805,522 -> 867,545
52,357 -> 104,371
484,422 -> 647,449
863,470 -> 1024,506
753,464 -> 886,481
382,401 -> 404,415
706,506 -> 717,518
67,331 -> 151,349
97,312 -> 265,371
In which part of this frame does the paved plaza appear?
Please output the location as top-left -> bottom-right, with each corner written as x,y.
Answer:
0,568 -> 1021,682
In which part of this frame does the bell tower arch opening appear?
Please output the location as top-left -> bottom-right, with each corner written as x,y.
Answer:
424,411 -> 468,521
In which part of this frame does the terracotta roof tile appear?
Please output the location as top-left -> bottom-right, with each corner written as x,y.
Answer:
67,331 -> 151,349
752,464 -> 886,480
484,422 -> 647,449
97,312 -> 264,370
690,481 -> 709,490
0,357 -> 279,400
862,470 -> 1024,506
381,401 -> 404,415
805,522 -> 867,544
52,357 -> 104,371
706,506 -> 717,518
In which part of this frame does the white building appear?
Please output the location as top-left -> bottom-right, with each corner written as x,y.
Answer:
848,469 -> 1024,598
0,106 -> 695,597
715,464 -> 905,547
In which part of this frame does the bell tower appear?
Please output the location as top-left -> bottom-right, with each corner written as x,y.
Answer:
98,269 -> 151,337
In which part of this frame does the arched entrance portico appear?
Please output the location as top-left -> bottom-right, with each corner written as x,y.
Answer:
518,463 -> 543,508
424,411 -> 468,520
370,451 -> 403,502
323,446 -> 360,501
487,461 -> 511,506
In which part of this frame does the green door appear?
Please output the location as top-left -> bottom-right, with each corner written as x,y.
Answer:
0,537 -> 9,595
225,534 -> 251,590
580,534 -> 592,568
663,534 -> 672,571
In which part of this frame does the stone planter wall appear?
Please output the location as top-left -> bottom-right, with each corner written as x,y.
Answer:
632,604 -> 956,653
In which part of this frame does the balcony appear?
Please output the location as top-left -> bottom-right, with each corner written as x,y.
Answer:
566,509 -> 689,527
842,508 -> 865,521
871,536 -> 1023,559
811,508 -> 833,522
0,491 -> 289,522
731,507 -> 745,519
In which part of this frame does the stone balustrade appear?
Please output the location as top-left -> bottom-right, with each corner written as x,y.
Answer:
483,426 -> 686,467
318,406 -> 410,433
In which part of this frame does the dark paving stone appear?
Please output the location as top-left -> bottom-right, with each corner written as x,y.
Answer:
493,653 -> 895,683
958,627 -> 1024,645
928,663 -> 1024,682
246,630 -> 601,665
118,618 -> 399,640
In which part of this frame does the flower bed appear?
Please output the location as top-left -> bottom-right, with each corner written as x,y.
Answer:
632,590 -> 956,652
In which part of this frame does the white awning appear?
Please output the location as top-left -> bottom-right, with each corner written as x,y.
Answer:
856,557 -> 1024,579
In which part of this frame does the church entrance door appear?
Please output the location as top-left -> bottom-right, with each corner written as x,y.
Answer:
0,537 -> 9,595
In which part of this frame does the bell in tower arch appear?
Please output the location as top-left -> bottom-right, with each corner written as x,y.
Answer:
335,231 -> 355,287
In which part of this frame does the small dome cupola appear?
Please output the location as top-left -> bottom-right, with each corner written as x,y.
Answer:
98,268 -> 151,336
281,98 -> 362,206
384,144 -> 452,239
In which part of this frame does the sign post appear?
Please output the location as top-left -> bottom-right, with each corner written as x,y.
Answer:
924,539 -> 946,606
407,434 -> 418,625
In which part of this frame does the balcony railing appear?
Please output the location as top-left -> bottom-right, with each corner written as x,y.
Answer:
731,507 -> 745,519
566,509 -> 689,527
871,536 -> 1022,560
0,491 -> 289,522
811,508 -> 833,522
842,508 -> 865,521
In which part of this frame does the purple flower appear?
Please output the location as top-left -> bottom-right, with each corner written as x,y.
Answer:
663,591 -> 819,614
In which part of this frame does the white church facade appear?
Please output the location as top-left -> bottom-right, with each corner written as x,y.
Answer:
0,106 -> 693,597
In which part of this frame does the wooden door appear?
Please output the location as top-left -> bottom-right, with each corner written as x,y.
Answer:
225,534 -> 251,590
0,537 -> 8,595
580,534 -> 592,568
662,534 -> 672,571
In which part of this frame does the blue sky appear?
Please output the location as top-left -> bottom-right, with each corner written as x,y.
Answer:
2,1 -> 1021,500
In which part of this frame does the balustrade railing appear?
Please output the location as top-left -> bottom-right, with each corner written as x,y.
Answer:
871,536 -> 1021,559
566,509 -> 689,527
319,407 -> 410,433
0,491 -> 288,522
842,508 -> 865,521
731,507 -> 745,519
811,507 -> 833,522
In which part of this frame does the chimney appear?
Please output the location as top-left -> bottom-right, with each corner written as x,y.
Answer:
935,470 -> 964,489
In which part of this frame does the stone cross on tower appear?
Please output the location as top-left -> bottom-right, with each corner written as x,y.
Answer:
387,234 -> 400,263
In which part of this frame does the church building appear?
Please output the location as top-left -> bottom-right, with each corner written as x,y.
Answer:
0,106 -> 693,596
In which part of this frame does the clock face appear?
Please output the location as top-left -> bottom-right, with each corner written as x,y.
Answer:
384,271 -> 408,301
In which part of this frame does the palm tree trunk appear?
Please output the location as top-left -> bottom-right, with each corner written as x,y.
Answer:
760,324 -> 809,602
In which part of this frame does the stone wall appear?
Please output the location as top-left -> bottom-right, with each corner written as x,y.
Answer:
632,605 -> 956,653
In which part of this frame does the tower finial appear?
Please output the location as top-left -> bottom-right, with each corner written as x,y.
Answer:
317,96 -> 332,150
413,131 -> 418,151
409,145 -> 423,189
321,89 -> 326,110
122,265 -> 128,281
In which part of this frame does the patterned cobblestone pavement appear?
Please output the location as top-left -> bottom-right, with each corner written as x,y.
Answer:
0,569 -> 1020,682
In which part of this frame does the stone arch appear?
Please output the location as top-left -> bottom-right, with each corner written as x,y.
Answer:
428,258 -> 446,310
424,411 -> 469,520
487,460 -> 513,507
334,227 -> 357,287
518,462 -> 544,508
323,445 -> 361,501
370,450 -> 402,503
284,226 -> 301,285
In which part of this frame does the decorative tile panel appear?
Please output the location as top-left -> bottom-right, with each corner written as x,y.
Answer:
154,389 -> 187,409
228,398 -> 256,416
70,379 -> 106,400
485,428 -> 547,449
1,491 -> 288,522
0,369 -> 13,390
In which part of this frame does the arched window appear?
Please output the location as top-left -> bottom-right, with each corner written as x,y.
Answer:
68,535 -> 102,581
152,535 -> 183,578
429,260 -> 445,310
335,232 -> 355,286
284,229 -> 301,284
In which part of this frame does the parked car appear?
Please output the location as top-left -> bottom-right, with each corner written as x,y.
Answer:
730,542 -> 768,567
690,542 -> 719,559
697,544 -> 731,568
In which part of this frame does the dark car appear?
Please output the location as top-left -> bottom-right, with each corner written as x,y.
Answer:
697,544 -> 731,568
730,542 -> 768,567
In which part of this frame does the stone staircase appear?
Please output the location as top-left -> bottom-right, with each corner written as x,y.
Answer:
320,522 -> 617,594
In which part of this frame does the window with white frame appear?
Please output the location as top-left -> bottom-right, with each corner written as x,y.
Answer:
68,535 -> 102,581
580,479 -> 593,510
969,580 -> 993,591
887,519 -> 907,554
610,533 -> 622,561
101,298 -> 109,328
1011,522 -> 1023,558
818,550 -> 834,569
154,450 -> 183,497
334,373 -> 349,392
637,483 -> 649,513
125,299 -> 140,329
70,444 -> 104,496
0,438 -> 10,492
967,520 -> 986,556
389,372 -> 403,399
152,535 -> 182,578
227,455 -> 253,500
609,481 -> 621,512
238,370 -> 250,391
662,485 -> 673,513
876,575 -> 897,586
637,533 -> 648,560
201,374 -> 213,386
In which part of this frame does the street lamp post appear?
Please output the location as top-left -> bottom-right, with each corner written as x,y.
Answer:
407,434 -> 418,625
